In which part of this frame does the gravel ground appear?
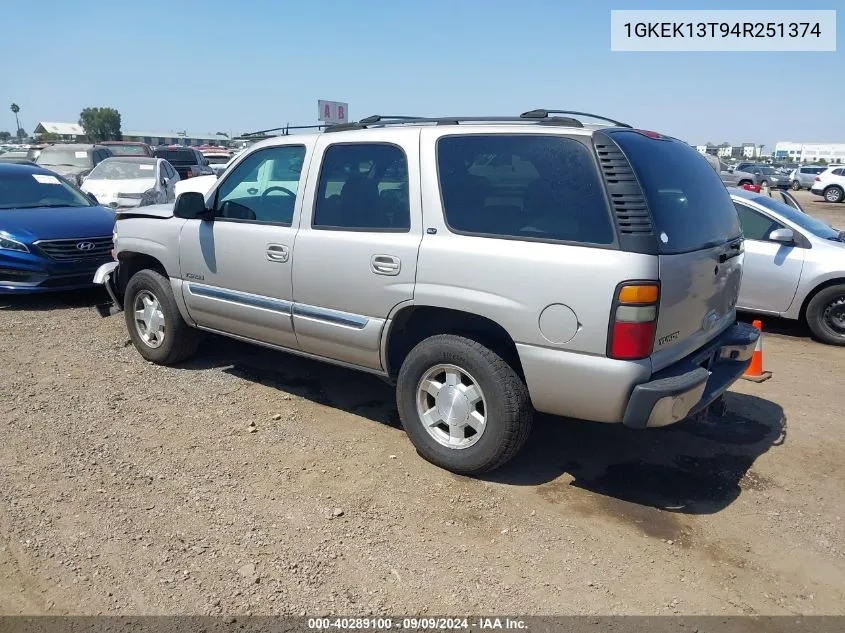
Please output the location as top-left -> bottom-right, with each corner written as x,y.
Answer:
1,196 -> 844,616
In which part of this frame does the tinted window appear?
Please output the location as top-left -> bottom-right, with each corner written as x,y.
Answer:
153,149 -> 197,165
749,195 -> 841,240
313,143 -> 409,231
214,145 -> 305,225
437,135 -> 613,244
0,170 -> 93,209
612,131 -> 741,254
832,168 -> 844,176
734,203 -> 781,241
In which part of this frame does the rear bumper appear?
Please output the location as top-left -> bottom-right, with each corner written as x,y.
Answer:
622,322 -> 759,428
810,187 -> 825,197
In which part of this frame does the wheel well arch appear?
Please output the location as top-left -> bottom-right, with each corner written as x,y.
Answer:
799,277 -> 845,322
384,305 -> 524,380
117,251 -> 168,293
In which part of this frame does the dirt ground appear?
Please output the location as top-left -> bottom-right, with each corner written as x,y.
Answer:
1,192 -> 844,616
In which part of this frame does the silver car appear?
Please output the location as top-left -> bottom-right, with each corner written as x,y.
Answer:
732,187 -> 845,345
94,112 -> 758,474
789,166 -> 827,190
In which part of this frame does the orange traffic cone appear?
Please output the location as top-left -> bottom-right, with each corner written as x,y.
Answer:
742,320 -> 772,382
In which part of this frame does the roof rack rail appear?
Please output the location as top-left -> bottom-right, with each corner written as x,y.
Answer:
520,109 -> 631,128
237,123 -> 328,139
325,114 -> 588,132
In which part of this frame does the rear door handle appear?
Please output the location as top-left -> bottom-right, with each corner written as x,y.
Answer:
266,244 -> 289,263
371,254 -> 401,276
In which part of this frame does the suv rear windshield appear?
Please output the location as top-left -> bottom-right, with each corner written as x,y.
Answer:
154,149 -> 197,165
612,131 -> 741,254
437,135 -> 615,245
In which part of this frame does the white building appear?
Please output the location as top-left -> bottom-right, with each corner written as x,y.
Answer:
741,143 -> 761,159
33,121 -> 86,141
775,141 -> 845,164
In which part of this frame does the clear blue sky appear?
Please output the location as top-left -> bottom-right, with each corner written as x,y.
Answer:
1,0 -> 840,150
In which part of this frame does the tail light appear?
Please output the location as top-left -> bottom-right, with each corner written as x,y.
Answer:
609,282 -> 659,360
815,177 -> 821,182
184,171 -> 193,179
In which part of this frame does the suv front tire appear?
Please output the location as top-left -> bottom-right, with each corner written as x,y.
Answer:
124,269 -> 200,364
396,334 -> 533,474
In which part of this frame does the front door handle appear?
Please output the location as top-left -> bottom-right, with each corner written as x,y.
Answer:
266,244 -> 289,263
371,254 -> 401,276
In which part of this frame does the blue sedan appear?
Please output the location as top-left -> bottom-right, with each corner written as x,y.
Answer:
0,163 -> 116,293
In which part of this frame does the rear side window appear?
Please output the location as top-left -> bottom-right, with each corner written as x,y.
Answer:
437,135 -> 614,245
611,131 -> 741,254
313,143 -> 410,231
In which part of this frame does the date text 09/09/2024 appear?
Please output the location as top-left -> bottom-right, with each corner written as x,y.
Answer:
623,22 -> 822,38
307,617 -> 528,630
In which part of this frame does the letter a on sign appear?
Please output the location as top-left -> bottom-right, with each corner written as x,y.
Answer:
324,103 -> 331,119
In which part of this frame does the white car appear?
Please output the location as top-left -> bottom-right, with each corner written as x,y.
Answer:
810,165 -> 845,203
81,157 -> 179,208
202,151 -> 233,176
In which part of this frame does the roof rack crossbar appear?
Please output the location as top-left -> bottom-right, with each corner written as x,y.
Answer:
520,109 -> 631,128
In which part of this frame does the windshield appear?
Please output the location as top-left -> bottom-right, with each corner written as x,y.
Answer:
751,195 -> 841,240
106,144 -> 148,155
759,167 -> 777,175
0,170 -> 93,209
88,160 -> 157,180
36,148 -> 92,168
611,131 -> 741,254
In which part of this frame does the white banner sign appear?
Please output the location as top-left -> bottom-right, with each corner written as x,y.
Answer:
318,100 -> 349,124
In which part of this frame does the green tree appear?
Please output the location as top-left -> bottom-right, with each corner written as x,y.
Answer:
215,131 -> 229,138
16,128 -> 26,139
0,131 -> 11,141
79,107 -> 122,143
38,131 -> 60,142
10,103 -> 21,139
817,158 -> 828,165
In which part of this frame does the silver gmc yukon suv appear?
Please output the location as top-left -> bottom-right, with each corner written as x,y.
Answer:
95,110 -> 759,474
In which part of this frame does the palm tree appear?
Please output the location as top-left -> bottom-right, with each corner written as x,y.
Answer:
10,103 -> 20,140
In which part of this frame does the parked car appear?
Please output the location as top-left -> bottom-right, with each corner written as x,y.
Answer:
745,165 -> 790,189
202,151 -> 232,176
80,157 -> 180,209
151,146 -> 214,180
94,112 -> 758,474
0,155 -> 35,165
789,165 -> 827,190
0,163 -> 115,293
810,166 -> 845,203
99,141 -> 153,157
35,144 -> 114,185
731,187 -> 845,345
716,160 -> 757,188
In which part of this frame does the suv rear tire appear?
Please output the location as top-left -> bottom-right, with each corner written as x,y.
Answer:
124,269 -> 200,364
824,186 -> 844,203
791,180 -> 801,191
396,334 -> 533,474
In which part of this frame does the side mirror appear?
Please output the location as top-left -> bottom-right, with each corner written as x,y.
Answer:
174,191 -> 212,220
768,228 -> 795,244
204,158 -> 210,166
87,192 -> 99,204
